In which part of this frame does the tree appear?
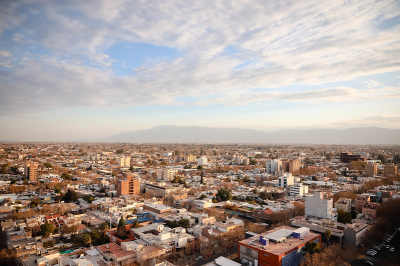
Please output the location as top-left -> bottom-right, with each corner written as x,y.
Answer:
250,159 -> 258,165
324,230 -> 331,247
63,189 -> 79,203
337,209 -> 352,224
1,164 -> 7,174
61,172 -> 73,180
199,194 -> 207,200
30,198 -> 41,208
44,162 -> 52,169
40,222 -> 55,238
116,217 -> 127,238
83,233 -> 92,245
252,188 -> 258,195
84,195 -> 94,203
132,220 -> 141,228
197,165 -> 203,170
43,240 -> 54,248
377,155 -> 387,164
303,241 -> 321,254
54,186 -> 61,194
200,171 -> 204,184
215,188 -> 233,202
179,219 -> 190,229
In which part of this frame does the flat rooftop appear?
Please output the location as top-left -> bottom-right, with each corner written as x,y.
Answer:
239,226 -> 320,256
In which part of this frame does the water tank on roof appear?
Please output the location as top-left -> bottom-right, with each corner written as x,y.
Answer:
260,236 -> 269,246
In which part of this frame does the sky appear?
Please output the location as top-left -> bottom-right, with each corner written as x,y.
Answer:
0,0 -> 400,141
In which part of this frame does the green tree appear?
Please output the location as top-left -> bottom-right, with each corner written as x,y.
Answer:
324,230 -> 331,247
63,189 -> 79,203
84,195 -> 94,203
200,171 -> 204,184
83,233 -> 92,245
43,240 -> 54,248
30,198 -> 41,208
199,194 -> 207,200
116,217 -> 127,238
179,219 -> 191,229
215,188 -> 233,202
61,172 -> 73,180
252,188 -> 258,195
10,179 -> 16,185
377,155 -> 387,164
250,159 -> 258,165
40,222 -> 55,238
303,241 -> 321,254
1,164 -> 7,174
54,186 -> 61,194
44,162 -> 53,169
197,165 -> 203,170
132,220 -> 141,228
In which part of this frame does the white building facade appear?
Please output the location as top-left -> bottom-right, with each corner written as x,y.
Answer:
289,183 -> 309,198
266,159 -> 282,174
197,156 -> 208,165
305,191 -> 335,220
278,173 -> 294,188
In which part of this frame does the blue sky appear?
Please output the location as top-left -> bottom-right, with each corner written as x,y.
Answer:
0,0 -> 400,141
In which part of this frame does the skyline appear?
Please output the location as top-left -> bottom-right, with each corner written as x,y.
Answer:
1,0 -> 400,141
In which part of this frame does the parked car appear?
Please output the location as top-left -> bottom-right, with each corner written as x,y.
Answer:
372,246 -> 380,251
390,247 -> 395,252
196,256 -> 203,261
365,261 -> 374,266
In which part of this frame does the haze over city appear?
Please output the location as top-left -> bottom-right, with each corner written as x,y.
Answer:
1,0 -> 400,142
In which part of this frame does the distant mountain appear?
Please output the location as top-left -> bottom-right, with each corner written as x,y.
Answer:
107,126 -> 400,144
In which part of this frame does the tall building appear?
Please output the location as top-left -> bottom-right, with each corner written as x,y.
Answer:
278,173 -> 294,188
116,175 -> 140,196
266,159 -> 282,174
25,161 -> 38,182
305,191 -> 335,220
281,159 -> 301,173
334,198 -> 351,213
340,152 -> 366,163
157,168 -> 178,181
239,226 -> 321,266
289,183 -> 308,198
197,156 -> 208,165
364,162 -> 377,176
384,163 -> 398,176
184,155 -> 196,163
119,156 -> 131,167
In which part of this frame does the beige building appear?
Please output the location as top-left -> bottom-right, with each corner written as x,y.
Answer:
334,198 -> 352,213
24,161 -> 38,182
282,159 -> 301,173
119,156 -> 131,167
117,175 -> 140,196
384,163 -> 398,176
365,162 -> 377,176
184,155 -> 196,163
157,168 -> 177,181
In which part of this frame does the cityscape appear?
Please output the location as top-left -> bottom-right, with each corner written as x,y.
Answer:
1,1 -> 400,266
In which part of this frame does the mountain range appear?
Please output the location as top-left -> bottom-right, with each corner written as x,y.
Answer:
107,126 -> 400,144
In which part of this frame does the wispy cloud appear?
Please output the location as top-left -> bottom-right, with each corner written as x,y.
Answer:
336,115 -> 400,128
0,0 -> 400,115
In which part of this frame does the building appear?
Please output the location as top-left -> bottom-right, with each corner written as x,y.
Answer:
266,159 -> 282,174
117,175 -> 140,197
340,152 -> 366,163
355,195 -> 370,213
194,199 -> 213,210
305,191 -> 335,220
24,161 -> 38,182
198,156 -> 208,165
278,173 -> 294,188
119,156 -> 131,167
239,226 -> 320,266
157,168 -> 177,181
289,183 -> 308,198
145,183 -> 178,198
365,162 -> 377,176
282,159 -> 301,173
384,163 -> 398,176
184,155 -> 196,163
361,202 -> 379,219
334,198 -> 351,213
343,223 -> 369,246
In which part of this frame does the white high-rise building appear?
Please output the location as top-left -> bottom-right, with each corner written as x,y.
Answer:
278,173 -> 294,188
266,159 -> 282,174
198,156 -> 208,165
119,156 -> 131,167
305,191 -> 335,220
157,168 -> 178,181
289,183 -> 309,198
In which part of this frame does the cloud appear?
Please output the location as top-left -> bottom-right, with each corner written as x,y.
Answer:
1,0 -> 400,115
335,115 -> 400,127
0,50 -> 12,57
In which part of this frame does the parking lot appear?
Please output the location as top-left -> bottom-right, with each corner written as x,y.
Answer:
351,226 -> 400,266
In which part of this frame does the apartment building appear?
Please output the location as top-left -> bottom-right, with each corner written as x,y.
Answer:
278,173 -> 294,188
116,175 -> 140,197
184,155 -> 196,163
305,191 -> 335,220
364,162 -> 377,176
145,183 -> 178,198
24,161 -> 38,182
198,156 -> 208,165
266,159 -> 282,174
340,152 -> 367,163
282,159 -> 301,173
157,168 -> 177,181
289,183 -> 308,198
239,226 -> 320,266
384,163 -> 398,176
119,156 -> 131,167
361,202 -> 379,219
334,198 -> 351,213
355,195 -> 370,213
